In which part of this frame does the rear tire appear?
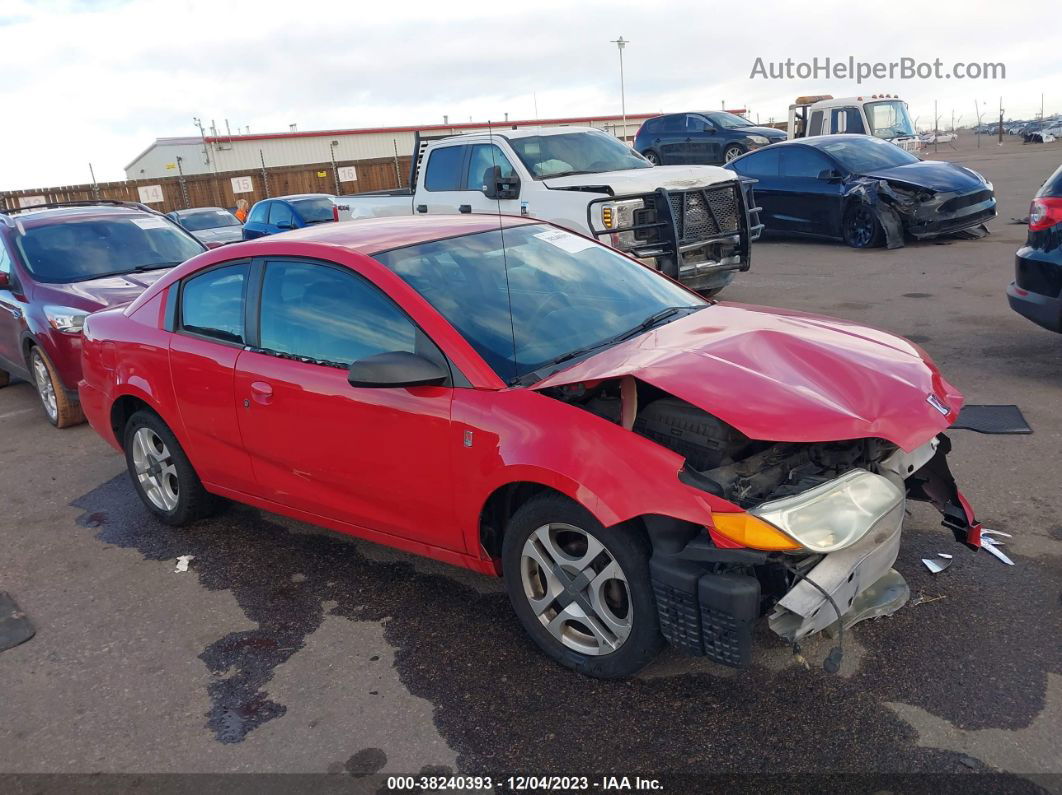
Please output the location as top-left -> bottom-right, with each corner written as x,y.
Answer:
123,409 -> 220,526
643,150 -> 661,165
0,369 -> 9,388
501,493 -> 664,678
29,346 -> 84,428
842,204 -> 885,248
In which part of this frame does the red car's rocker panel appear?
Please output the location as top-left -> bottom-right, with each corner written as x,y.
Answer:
79,214 -> 984,677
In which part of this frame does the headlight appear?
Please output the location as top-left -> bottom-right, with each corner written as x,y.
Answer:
44,305 -> 88,334
750,469 -> 903,553
599,198 -> 645,251
747,135 -> 770,145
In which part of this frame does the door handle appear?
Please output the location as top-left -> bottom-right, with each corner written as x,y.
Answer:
249,381 -> 273,406
416,204 -> 428,213
458,204 -> 472,214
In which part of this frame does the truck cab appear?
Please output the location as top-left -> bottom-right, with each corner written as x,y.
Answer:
341,127 -> 761,296
788,95 -> 922,152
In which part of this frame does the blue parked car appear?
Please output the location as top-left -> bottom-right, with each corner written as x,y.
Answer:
634,112 -> 786,166
242,194 -> 339,240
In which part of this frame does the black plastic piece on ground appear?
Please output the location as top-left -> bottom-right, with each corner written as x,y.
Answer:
951,404 -> 1032,434
0,592 -> 34,652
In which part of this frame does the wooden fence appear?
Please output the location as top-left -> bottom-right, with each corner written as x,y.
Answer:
0,155 -> 413,214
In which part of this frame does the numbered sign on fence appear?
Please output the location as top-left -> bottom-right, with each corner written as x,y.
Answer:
231,176 -> 254,194
137,185 -> 164,204
337,166 -> 357,182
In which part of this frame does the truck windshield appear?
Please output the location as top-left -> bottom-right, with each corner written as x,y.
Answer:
508,131 -> 651,179
865,101 -> 916,139
374,223 -> 704,383
177,209 -> 241,231
16,216 -> 205,284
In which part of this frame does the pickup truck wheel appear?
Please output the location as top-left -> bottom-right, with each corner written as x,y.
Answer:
123,410 -> 220,526
29,346 -> 83,428
843,204 -> 885,248
723,144 -> 745,163
502,493 -> 664,678
643,150 -> 660,165
0,369 -> 9,387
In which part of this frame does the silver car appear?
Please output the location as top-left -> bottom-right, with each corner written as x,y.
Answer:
166,207 -> 243,248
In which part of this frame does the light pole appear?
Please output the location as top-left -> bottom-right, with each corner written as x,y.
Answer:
611,36 -> 628,142
330,140 -> 340,195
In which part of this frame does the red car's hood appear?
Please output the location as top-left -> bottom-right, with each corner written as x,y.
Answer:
534,303 -> 963,452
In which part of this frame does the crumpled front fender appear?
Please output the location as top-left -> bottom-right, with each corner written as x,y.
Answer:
905,433 -> 982,549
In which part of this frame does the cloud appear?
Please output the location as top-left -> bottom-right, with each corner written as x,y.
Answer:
1,0 -> 1058,189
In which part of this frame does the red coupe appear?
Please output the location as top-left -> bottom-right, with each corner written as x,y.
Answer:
79,215 -> 983,677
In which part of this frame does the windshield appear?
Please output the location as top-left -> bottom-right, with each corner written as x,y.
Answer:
819,137 -> 920,171
290,197 -> 336,224
374,224 -> 705,383
508,131 -> 650,179
705,112 -> 754,129
16,215 -> 205,283
177,209 -> 241,231
865,101 -> 916,139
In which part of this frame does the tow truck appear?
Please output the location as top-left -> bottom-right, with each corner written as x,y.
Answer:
788,94 -> 922,152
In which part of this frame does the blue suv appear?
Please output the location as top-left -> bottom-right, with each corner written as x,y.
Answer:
635,112 -> 786,166
242,194 -> 339,240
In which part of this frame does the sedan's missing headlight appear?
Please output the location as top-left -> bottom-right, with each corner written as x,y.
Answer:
750,469 -> 904,553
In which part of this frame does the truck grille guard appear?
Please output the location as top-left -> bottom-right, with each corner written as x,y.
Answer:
588,180 -> 763,275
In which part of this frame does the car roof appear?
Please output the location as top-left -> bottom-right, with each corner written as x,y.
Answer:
273,193 -> 334,201
173,207 -> 228,215
253,213 -> 542,254
2,204 -> 164,230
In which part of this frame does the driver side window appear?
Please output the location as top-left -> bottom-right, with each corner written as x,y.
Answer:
466,144 -> 515,192
258,260 -> 418,367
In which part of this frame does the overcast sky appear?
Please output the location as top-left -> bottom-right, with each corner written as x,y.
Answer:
2,0 -> 1058,190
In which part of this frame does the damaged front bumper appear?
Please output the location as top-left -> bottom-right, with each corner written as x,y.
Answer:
648,434 -> 981,667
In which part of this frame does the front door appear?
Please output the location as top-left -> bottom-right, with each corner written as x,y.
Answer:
458,143 -> 522,216
233,257 -> 460,549
417,144 -> 471,215
775,147 -> 846,236
0,243 -> 26,374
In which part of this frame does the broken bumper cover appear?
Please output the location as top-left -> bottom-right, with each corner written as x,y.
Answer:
648,435 -> 980,667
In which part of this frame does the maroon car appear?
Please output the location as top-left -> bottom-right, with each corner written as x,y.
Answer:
0,201 -> 205,426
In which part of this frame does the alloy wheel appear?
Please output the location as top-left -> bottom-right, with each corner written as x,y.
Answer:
31,351 -> 58,423
724,147 -> 743,163
846,207 -> 876,247
520,523 -> 632,656
131,427 -> 180,512
645,151 -> 660,165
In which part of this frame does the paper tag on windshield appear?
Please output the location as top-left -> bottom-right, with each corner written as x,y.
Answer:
131,217 -> 170,230
533,229 -> 596,253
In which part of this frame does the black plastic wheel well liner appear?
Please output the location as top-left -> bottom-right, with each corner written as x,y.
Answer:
478,481 -> 555,560
110,394 -> 152,445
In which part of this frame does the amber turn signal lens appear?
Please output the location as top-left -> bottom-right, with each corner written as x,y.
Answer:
710,512 -> 801,551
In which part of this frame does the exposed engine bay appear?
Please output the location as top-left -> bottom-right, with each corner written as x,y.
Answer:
542,376 -> 981,670
541,378 -> 899,509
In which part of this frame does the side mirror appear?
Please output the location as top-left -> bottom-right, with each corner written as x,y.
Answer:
818,168 -> 843,182
483,166 -> 521,200
706,127 -> 717,134
0,272 -> 9,289
275,221 -> 295,230
348,351 -> 448,388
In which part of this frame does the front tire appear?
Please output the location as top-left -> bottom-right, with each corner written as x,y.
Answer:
29,346 -> 84,427
842,204 -> 885,248
123,409 -> 220,526
502,493 -> 664,678
723,144 -> 745,163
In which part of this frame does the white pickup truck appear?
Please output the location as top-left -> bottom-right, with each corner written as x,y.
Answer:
339,126 -> 761,295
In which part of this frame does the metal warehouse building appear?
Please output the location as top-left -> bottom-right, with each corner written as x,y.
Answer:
125,114 -> 657,181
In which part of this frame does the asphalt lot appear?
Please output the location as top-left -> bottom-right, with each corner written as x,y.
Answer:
0,133 -> 1059,791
